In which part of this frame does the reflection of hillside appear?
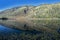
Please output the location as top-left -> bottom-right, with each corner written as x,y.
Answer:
0,25 -> 60,40
0,27 -> 59,40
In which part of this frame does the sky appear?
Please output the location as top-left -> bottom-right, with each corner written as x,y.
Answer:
0,0 -> 60,11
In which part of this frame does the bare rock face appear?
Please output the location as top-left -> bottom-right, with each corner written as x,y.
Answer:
0,3 -> 60,34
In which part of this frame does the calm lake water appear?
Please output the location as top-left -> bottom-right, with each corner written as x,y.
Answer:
0,25 -> 59,40
0,25 -> 42,35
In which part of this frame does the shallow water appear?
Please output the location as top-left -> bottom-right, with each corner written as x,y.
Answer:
0,25 -> 42,35
0,25 -> 60,40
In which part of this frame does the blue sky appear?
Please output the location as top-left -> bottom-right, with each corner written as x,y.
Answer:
0,0 -> 60,10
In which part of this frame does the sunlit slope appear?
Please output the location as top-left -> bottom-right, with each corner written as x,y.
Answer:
0,6 -> 34,17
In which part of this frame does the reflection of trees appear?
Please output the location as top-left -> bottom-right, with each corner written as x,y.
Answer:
0,30 -> 60,40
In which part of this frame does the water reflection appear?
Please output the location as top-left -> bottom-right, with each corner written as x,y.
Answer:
0,25 -> 59,40
0,25 -> 44,40
0,25 -> 42,39
0,25 -> 20,33
0,25 -> 42,34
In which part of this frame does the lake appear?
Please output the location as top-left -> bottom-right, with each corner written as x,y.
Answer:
0,25 -> 43,40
